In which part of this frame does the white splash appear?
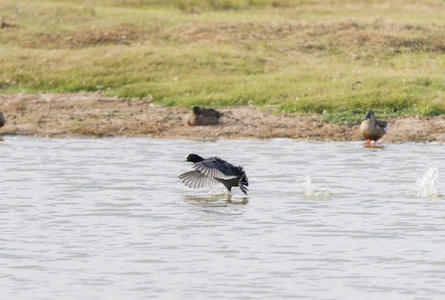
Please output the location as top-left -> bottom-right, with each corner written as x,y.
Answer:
207,187 -> 228,196
300,176 -> 331,199
414,168 -> 439,198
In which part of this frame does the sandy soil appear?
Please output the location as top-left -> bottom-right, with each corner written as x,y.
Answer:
1,92 -> 444,143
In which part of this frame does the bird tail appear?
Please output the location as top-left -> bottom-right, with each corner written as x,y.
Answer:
239,181 -> 248,195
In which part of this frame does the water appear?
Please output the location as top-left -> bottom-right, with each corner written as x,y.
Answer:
1,137 -> 444,299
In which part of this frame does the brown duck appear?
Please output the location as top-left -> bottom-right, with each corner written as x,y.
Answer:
187,106 -> 223,126
0,111 -> 5,128
360,110 -> 389,146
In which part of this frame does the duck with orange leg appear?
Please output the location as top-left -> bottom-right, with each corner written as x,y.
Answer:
360,110 -> 389,146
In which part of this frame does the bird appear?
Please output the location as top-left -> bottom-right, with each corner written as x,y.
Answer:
360,110 -> 389,146
0,111 -> 5,128
179,154 -> 249,195
187,106 -> 223,126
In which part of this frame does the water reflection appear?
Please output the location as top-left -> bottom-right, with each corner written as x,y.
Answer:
183,194 -> 249,215
363,145 -> 385,150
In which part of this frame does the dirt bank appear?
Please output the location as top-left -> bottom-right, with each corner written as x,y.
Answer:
1,93 -> 444,143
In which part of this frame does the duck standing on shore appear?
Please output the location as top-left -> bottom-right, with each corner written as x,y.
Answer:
187,106 -> 223,126
0,111 -> 5,128
360,110 -> 389,146
179,154 -> 249,195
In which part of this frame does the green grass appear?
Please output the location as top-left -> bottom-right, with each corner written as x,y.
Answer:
1,0 -> 444,123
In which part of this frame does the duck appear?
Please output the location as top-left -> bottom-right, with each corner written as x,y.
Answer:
179,154 -> 249,195
187,106 -> 223,126
0,111 -> 5,128
360,110 -> 389,146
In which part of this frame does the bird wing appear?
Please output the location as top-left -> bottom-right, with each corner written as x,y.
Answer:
376,120 -> 389,131
193,158 -> 239,180
203,108 -> 223,118
178,171 -> 220,189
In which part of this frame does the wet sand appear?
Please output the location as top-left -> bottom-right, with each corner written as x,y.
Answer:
1,93 -> 444,143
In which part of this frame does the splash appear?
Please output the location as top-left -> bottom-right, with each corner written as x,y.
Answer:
414,168 -> 439,198
300,176 -> 331,199
207,187 -> 228,196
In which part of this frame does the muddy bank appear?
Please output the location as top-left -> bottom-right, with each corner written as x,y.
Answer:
1,93 -> 444,143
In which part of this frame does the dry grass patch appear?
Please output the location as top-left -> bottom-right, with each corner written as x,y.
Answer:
14,26 -> 157,49
166,18 -> 445,54
1,18 -> 18,28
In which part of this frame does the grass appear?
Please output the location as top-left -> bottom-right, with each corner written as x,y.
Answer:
0,0 -> 444,123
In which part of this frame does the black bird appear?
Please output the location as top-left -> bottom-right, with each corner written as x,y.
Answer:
187,106 -> 223,126
179,154 -> 249,195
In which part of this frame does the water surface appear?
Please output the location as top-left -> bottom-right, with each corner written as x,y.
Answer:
1,137 -> 444,299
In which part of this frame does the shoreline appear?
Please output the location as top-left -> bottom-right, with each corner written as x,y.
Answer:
1,93 -> 444,143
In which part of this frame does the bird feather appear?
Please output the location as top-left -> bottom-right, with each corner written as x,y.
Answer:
193,158 -> 239,180
178,171 -> 219,189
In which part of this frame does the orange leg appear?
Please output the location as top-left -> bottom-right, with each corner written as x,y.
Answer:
363,139 -> 371,145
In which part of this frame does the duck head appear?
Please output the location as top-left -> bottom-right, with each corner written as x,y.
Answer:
192,106 -> 201,115
361,110 -> 375,121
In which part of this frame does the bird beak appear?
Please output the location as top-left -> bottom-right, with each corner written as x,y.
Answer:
182,159 -> 187,162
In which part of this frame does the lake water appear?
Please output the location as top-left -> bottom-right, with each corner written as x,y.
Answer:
1,137 -> 444,299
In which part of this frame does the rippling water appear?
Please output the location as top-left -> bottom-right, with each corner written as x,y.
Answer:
1,137 -> 444,299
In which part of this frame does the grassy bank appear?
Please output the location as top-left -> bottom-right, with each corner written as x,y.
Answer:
1,0 -> 444,123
